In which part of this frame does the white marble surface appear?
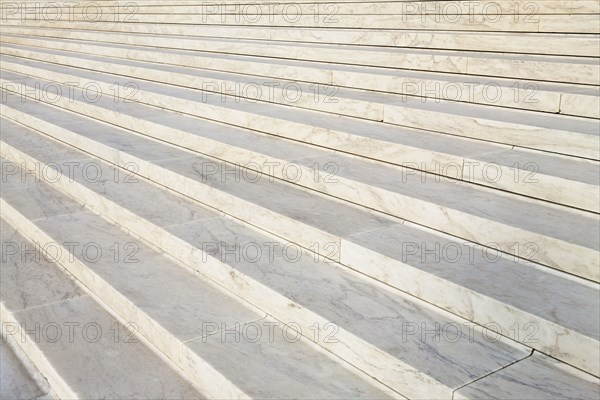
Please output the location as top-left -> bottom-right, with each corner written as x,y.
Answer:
2,24 -> 597,391
2,80 -> 599,326
165,215 -> 530,398
186,316 -> 398,399
9,1 -> 600,16
0,340 -> 49,400
1,221 -> 206,399
0,221 -> 86,312
10,38 -> 595,117
341,220 -> 600,375
5,22 -> 599,57
3,71 -> 599,278
384,96 -> 600,160
1,151 -> 394,399
4,296 -> 205,399
2,124 -> 595,384
4,11 -> 600,34
3,28 -> 598,86
1,113 -> 534,399
3,54 -> 598,214
455,353 -> 600,399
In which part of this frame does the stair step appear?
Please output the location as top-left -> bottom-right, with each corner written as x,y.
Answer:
1,121 -> 540,399
0,340 -> 50,400
2,27 -> 599,84
5,23 -> 599,57
0,223 -> 207,399
455,353 -> 600,400
1,161 -> 395,399
1,109 -> 598,375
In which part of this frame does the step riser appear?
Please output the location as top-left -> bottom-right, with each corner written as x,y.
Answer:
3,137 -> 598,376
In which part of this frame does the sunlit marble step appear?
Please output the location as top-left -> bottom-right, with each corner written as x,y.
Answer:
6,1 -> 599,15
2,53 -> 597,164
2,54 -> 598,163
3,11 -> 599,32
1,27 -> 598,85
0,162 -> 396,400
0,147 -> 531,400
4,41 -> 600,155
4,41 -> 598,120
2,68 -> 598,215
0,340 -> 50,400
5,23 -> 598,57
3,73 -> 599,281
455,352 -> 600,399
0,226 -> 206,399
2,113 -> 598,376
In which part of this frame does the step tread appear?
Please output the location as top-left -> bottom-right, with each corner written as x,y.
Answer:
0,120 -> 536,398
0,341 -> 49,400
0,224 -> 206,399
344,222 -> 600,339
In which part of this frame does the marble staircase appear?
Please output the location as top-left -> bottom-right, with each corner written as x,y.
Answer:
1,0 -> 599,398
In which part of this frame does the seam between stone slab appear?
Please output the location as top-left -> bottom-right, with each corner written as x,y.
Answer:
450,349 -> 535,400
